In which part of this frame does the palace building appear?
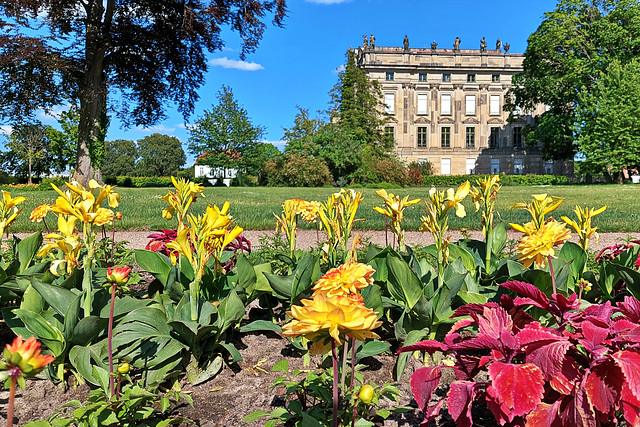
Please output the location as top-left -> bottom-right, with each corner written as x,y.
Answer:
355,37 -> 573,176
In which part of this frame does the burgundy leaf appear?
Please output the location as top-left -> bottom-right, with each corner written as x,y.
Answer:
611,349 -> 640,401
486,384 -> 520,426
452,335 -> 503,352
488,362 -> 544,418
549,356 -> 581,395
513,296 -> 550,310
453,354 -> 482,381
580,319 -> 610,347
447,381 -> 478,427
421,400 -> 445,427
517,325 -> 571,381
526,401 -> 562,427
619,296 -> 640,323
500,281 -> 550,309
478,306 -> 513,339
517,322 -> 563,345
452,302 -> 499,318
621,382 -> 640,426
410,366 -> 442,413
554,292 -> 580,313
396,340 -> 447,355
585,360 -> 623,414
559,385 -> 596,427
620,325 -> 640,344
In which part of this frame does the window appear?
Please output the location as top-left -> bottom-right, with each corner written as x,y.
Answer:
490,158 -> 500,174
441,94 -> 451,115
490,95 -> 500,116
386,72 -> 394,81
545,160 -> 554,175
441,127 -> 451,148
489,127 -> 499,148
384,93 -> 395,114
492,74 -> 500,83
513,127 -> 522,148
417,127 -> 428,148
467,74 -> 476,83
466,158 -> 476,175
514,158 -> 523,175
465,95 -> 476,115
419,73 -> 427,82
441,158 -> 451,175
466,128 -> 475,148
442,73 -> 451,82
417,94 -> 428,115
385,126 -> 394,141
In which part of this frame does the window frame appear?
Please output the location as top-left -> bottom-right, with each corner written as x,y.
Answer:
417,127 -> 428,148
417,94 -> 428,115
513,127 -> 523,148
467,74 -> 476,83
491,74 -> 500,83
489,127 -> 499,148
490,95 -> 500,116
465,127 -> 476,148
441,127 -> 451,148
442,73 -> 451,82
385,72 -> 394,81
418,73 -> 427,82
384,93 -> 395,114
465,95 -> 476,115
441,93 -> 452,115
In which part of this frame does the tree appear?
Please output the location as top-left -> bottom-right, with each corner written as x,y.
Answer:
102,139 -> 137,178
329,48 -> 393,157
574,59 -> 640,183
283,106 -> 325,157
188,85 -> 266,176
45,106 -> 80,173
0,1 -> 287,186
136,134 -> 185,177
3,122 -> 50,183
509,0 -> 640,160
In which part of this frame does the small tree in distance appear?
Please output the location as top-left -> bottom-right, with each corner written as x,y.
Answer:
102,139 -> 138,178
136,134 -> 186,177
188,85 -> 266,178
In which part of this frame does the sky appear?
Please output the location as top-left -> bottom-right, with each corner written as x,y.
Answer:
36,0 -> 559,166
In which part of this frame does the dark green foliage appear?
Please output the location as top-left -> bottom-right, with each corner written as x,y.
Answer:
103,139 -> 138,178
408,161 -> 434,186
421,174 -> 569,187
510,0 -> 640,161
188,85 -> 266,176
2,122 -> 51,183
44,107 -> 78,172
136,134 -> 186,177
261,154 -> 332,187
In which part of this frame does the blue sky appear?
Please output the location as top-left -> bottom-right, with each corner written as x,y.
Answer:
41,0 -> 559,166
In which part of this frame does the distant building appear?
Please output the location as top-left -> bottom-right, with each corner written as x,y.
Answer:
356,39 -> 573,176
194,151 -> 239,186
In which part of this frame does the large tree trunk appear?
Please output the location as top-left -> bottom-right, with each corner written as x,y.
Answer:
73,0 -> 113,187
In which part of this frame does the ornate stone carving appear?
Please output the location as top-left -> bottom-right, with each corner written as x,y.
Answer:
479,84 -> 489,91
453,84 -> 463,90
439,117 -> 455,124
415,116 -> 431,124
463,117 -> 480,124
487,117 -> 504,124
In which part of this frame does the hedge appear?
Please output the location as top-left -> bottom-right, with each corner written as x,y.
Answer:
421,174 -> 569,187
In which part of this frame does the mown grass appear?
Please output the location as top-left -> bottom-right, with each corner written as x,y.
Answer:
7,184 -> 640,233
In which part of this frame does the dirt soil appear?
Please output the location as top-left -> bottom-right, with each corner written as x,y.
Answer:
1,230 -> 637,426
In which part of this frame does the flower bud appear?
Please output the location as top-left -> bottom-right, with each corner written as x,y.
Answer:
106,266 -> 131,286
359,384 -> 374,404
117,362 -> 130,375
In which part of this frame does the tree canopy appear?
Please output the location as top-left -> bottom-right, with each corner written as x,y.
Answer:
136,134 -> 186,177
0,0 -> 287,186
510,0 -> 640,161
2,122 -> 50,183
102,139 -> 137,178
187,85 -> 266,175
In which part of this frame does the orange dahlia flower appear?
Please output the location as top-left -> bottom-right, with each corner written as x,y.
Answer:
0,335 -> 55,386
312,262 -> 375,297
30,204 -> 52,222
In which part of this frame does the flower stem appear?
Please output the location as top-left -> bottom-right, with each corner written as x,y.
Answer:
341,341 -> 348,391
332,340 -> 339,427
108,282 -> 116,398
548,255 -> 557,295
350,337 -> 357,427
6,376 -> 16,427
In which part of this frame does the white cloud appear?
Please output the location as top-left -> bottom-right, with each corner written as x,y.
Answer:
209,57 -> 264,71
137,124 -> 176,133
304,0 -> 351,4
0,125 -> 12,136
262,140 -> 286,151
333,64 -> 346,74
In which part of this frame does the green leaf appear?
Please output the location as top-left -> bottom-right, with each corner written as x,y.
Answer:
386,254 -> 422,309
20,285 -> 45,313
216,289 -> 245,333
134,250 -> 171,284
17,232 -> 43,273
239,320 -> 282,333
219,342 -> 243,363
395,329 -> 428,380
271,359 -> 288,373
448,245 -> 476,277
490,222 -> 507,255
559,241 -> 587,280
457,290 -> 488,304
188,355 -> 223,385
63,294 -> 82,343
98,296 -> 149,319
14,309 -> 65,356
611,264 -> 640,299
264,272 -> 293,299
71,316 -> 108,346
242,411 -> 270,422
355,340 -> 390,362
30,279 -> 79,317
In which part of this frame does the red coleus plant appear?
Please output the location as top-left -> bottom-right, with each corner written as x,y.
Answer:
398,281 -> 640,426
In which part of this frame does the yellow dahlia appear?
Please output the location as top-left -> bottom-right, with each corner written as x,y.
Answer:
299,200 -> 321,223
312,262 -> 375,297
282,292 -> 382,354
514,220 -> 571,269
93,208 -> 115,226
30,204 -> 52,222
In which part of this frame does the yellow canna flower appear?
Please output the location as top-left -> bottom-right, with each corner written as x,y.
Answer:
510,194 -> 563,230
312,262 -> 375,297
160,177 -> 205,231
561,205 -> 606,251
0,190 -> 25,237
444,181 -> 470,218
514,219 -> 571,269
373,189 -> 420,252
282,292 -> 382,355
30,204 -> 52,222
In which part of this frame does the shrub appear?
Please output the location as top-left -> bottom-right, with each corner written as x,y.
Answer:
372,157 -> 408,186
408,160 -> 434,185
422,173 -> 569,187
37,177 -> 68,191
261,154 -> 332,187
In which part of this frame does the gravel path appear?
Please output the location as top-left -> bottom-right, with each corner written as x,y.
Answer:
113,229 -> 637,254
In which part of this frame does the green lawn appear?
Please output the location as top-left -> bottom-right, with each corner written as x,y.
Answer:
7,184 -> 640,233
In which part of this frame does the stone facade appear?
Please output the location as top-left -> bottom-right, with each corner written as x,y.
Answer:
355,41 -> 573,176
